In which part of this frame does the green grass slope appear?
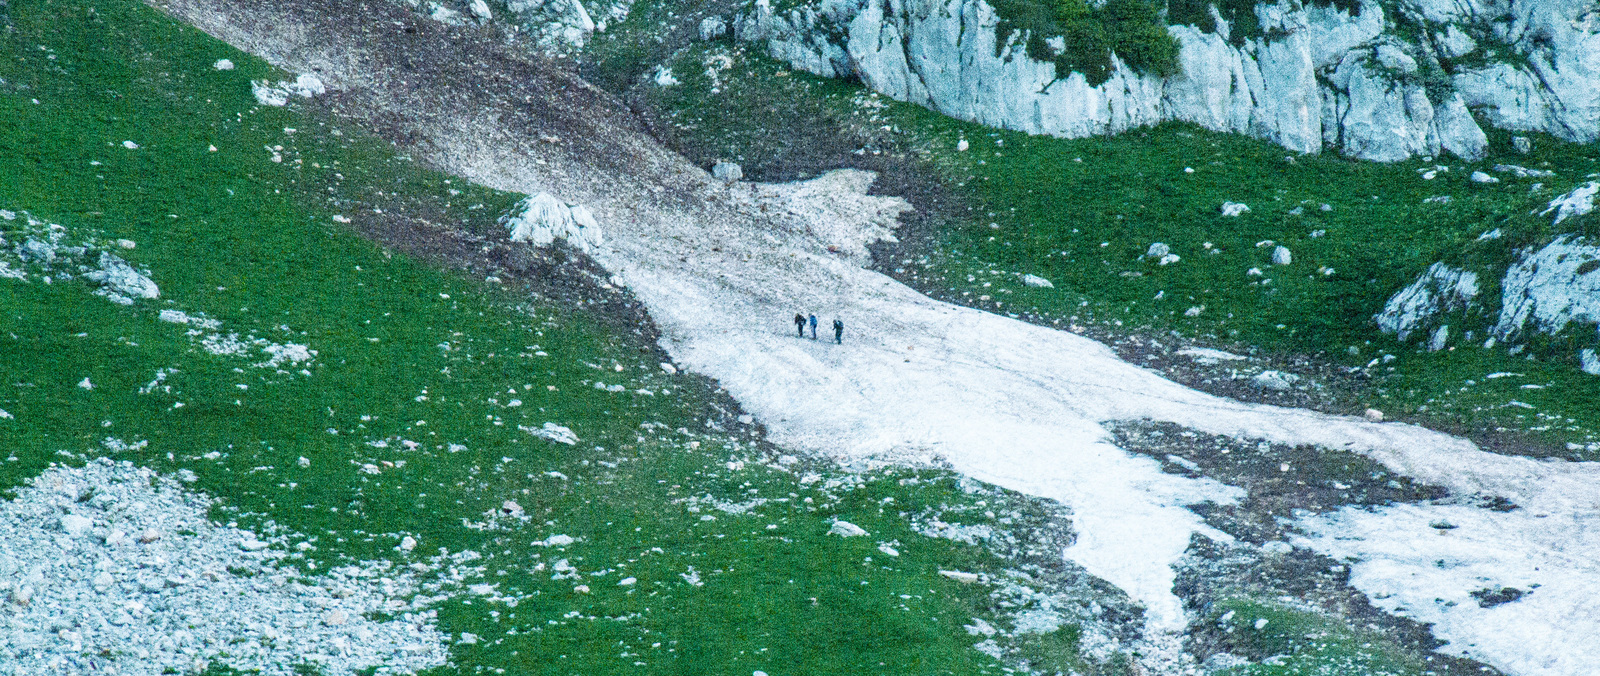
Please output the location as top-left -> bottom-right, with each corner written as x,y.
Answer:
0,2 -> 1130,673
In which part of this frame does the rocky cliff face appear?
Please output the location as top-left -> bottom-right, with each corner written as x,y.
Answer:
735,0 -> 1600,162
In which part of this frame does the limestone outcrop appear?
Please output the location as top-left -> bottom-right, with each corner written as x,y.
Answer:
735,0 -> 1600,161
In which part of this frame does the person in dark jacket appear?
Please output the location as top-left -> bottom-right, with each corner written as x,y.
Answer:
794,313 -> 806,337
833,318 -> 844,344
808,314 -> 818,340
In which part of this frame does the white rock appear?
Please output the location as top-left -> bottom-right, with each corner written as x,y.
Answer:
239,538 -> 270,552
298,456 -> 311,468
938,570 -> 979,584
712,161 -> 743,183
1271,246 -> 1292,266
1145,242 -> 1170,258
501,193 -> 604,253
573,584 -> 591,594
213,59 -> 235,71
877,543 -> 900,557
659,362 -> 678,374
1582,350 -> 1600,376
1364,408 -> 1384,422
137,527 -> 161,544
122,140 -> 140,149
1376,263 -> 1479,341
652,66 -> 680,86
500,500 -> 525,516
399,536 -> 417,552
78,377 -> 94,390
470,0 -> 492,19
60,514 -> 93,536
251,80 -> 290,107
524,422 -> 579,445
956,139 -> 968,152
828,520 -> 868,537
537,534 -> 576,547
617,577 -> 637,586
1428,324 -> 1450,352
1253,370 -> 1299,391
1220,202 -> 1250,217
1020,274 -> 1053,288
1470,171 -> 1499,184
699,16 -> 727,41
1513,136 -> 1533,154
1495,236 -> 1600,345
85,253 -> 159,301
1542,182 -> 1599,225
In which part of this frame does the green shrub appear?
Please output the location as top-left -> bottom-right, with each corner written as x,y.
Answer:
991,0 -> 1179,87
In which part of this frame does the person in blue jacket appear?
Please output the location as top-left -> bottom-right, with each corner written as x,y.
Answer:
808,314 -> 818,340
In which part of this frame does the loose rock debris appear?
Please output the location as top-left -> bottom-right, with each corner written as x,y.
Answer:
0,459 -> 448,675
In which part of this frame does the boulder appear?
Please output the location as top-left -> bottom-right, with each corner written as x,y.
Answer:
828,520 -> 868,537
1375,262 -> 1479,341
1021,274 -> 1053,288
1271,246 -> 1292,266
712,161 -> 743,183
1495,236 -> 1600,341
1253,370 -> 1300,390
699,16 -> 727,41
501,193 -> 604,252
1220,202 -> 1250,217
85,253 -> 159,303
1470,171 -> 1499,184
60,515 -> 93,536
1541,182 -> 1599,225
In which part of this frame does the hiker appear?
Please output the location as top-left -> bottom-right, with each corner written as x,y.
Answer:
794,313 -> 806,337
833,318 -> 844,344
808,314 -> 818,340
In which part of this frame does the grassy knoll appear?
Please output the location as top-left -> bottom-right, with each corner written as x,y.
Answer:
0,2 -> 1117,673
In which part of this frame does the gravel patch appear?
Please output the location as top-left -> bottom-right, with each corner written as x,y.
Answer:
0,458 -> 448,675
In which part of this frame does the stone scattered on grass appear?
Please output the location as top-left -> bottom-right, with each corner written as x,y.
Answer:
1470,171 -> 1498,184
939,570 -> 980,584
828,520 -> 868,537
1220,202 -> 1250,217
